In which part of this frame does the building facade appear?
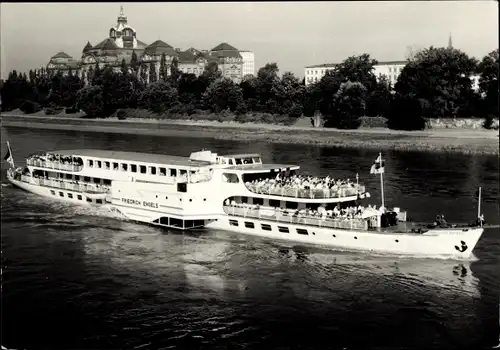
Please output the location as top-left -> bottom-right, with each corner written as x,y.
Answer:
304,60 -> 407,87
239,50 -> 255,77
46,7 -> 245,84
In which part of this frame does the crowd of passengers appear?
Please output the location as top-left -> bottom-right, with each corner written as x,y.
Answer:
29,172 -> 109,192
28,153 -> 83,166
246,174 -> 359,196
225,200 -> 380,220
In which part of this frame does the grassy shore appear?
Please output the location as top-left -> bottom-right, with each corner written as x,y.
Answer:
1,112 -> 498,155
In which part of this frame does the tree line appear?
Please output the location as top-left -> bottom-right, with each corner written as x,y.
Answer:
0,46 -> 498,130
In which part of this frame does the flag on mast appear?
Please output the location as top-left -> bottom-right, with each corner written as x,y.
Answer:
370,154 -> 385,174
3,141 -> 15,168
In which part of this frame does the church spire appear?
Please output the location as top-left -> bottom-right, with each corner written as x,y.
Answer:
117,4 -> 127,25
448,32 -> 453,49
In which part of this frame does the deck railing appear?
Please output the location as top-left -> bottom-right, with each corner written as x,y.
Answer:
245,183 -> 365,199
223,205 -> 368,230
20,175 -> 109,193
27,159 -> 83,172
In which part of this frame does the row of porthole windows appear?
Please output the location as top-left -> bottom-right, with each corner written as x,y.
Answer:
229,219 -> 312,236
228,219 -> 402,243
49,189 -> 103,204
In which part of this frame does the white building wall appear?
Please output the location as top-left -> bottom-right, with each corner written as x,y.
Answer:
304,61 -> 407,87
239,51 -> 255,77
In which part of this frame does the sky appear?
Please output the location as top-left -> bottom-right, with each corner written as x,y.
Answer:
0,1 -> 498,79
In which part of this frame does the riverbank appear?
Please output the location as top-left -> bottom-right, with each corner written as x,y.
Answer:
1,113 -> 498,155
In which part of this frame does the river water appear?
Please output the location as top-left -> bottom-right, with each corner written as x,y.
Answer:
1,125 -> 499,350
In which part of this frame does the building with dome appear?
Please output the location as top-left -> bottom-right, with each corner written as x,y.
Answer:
46,6 -> 249,84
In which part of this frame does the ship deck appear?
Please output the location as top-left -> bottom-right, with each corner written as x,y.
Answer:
50,149 -> 212,167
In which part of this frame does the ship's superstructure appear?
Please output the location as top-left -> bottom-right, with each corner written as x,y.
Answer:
5,146 -> 485,258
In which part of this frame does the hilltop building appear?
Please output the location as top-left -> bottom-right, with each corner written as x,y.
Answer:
46,6 -> 250,84
304,61 -> 406,87
239,50 -> 255,77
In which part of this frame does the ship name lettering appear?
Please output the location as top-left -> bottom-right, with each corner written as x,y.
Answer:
142,201 -> 158,208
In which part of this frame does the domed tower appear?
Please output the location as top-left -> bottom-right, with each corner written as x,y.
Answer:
109,5 -> 138,49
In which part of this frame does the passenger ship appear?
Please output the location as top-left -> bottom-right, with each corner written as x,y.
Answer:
4,142 -> 484,259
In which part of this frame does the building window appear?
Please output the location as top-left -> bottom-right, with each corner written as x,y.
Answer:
50,190 -> 55,195
68,193 -> 73,199
77,195 -> 82,200
88,160 -> 93,167
389,67 -> 392,73
59,191 -> 64,197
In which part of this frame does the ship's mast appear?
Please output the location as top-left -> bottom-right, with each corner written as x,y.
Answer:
379,152 -> 385,210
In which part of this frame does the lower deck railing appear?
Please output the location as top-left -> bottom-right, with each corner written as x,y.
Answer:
20,175 -> 110,193
223,205 -> 368,230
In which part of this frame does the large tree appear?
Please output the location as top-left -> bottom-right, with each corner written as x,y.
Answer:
395,46 -> 478,119
202,77 -> 243,113
326,81 -> 367,129
476,49 -> 499,117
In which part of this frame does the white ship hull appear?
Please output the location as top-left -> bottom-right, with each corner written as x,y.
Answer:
8,175 -> 483,260
205,216 -> 483,259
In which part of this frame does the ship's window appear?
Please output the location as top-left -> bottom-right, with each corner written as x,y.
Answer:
235,158 -> 242,165
170,169 -> 177,176
241,196 -> 248,203
86,197 -> 92,203
242,157 -> 253,164
59,173 -> 64,178
244,221 -> 255,229
229,220 -> 238,226
93,178 -> 100,184
149,166 -> 156,175
97,161 -> 102,168
88,160 -> 93,167
75,175 -> 80,181
159,167 -> 166,176
59,191 -> 64,197
84,176 -> 90,182
253,197 -> 264,205
113,162 -> 119,171
228,159 -> 234,165
296,228 -> 308,235
285,201 -> 298,209
50,190 -> 55,195
121,163 -> 128,171
68,193 -> 73,199
222,173 -> 239,183
278,226 -> 289,233
261,223 -> 272,231
103,179 -> 111,185
140,165 -> 147,174
96,199 -> 103,204
105,161 -> 110,169
131,164 -> 137,173
252,157 -> 261,164
65,173 -> 72,180
77,195 -> 82,200
269,199 -> 280,207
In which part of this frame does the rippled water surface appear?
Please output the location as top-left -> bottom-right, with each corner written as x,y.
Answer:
1,126 -> 499,350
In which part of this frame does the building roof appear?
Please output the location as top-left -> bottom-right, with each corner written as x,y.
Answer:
211,42 -> 238,51
51,149 -> 213,168
51,51 -> 73,59
93,38 -> 119,50
210,50 -> 242,59
136,40 -> 148,49
144,40 -> 177,55
83,42 -> 93,52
